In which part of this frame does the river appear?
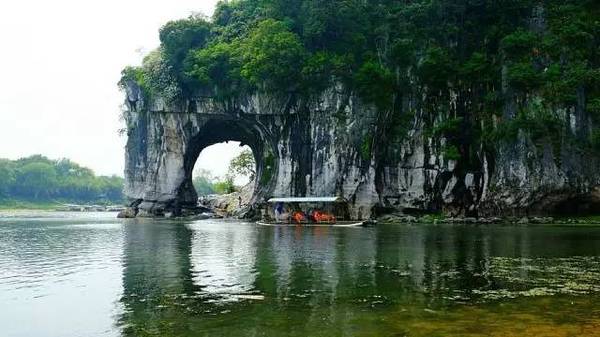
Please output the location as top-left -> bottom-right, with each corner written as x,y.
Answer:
1,211 -> 600,336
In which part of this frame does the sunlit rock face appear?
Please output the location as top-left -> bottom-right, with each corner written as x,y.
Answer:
122,81 -> 600,219
123,84 -> 384,219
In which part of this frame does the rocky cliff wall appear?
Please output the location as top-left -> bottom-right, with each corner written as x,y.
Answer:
122,80 -> 600,219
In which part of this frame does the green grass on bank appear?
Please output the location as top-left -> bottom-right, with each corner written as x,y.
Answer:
0,199 -> 124,211
0,199 -> 61,210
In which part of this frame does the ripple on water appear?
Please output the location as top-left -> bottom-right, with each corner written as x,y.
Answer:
0,218 -> 123,295
3,216 -> 600,337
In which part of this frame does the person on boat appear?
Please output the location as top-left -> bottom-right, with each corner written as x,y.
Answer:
320,212 -> 336,223
274,202 -> 289,222
307,208 -> 316,223
292,211 -> 307,224
309,209 -> 318,223
312,210 -> 336,224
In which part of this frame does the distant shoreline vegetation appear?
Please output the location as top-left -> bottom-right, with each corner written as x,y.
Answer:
0,155 -> 124,207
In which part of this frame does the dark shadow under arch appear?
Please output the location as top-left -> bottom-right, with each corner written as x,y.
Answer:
176,116 -> 279,210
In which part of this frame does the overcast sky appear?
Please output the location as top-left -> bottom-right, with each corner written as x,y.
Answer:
0,0 -> 248,179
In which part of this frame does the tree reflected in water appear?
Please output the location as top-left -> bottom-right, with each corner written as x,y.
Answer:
118,222 -> 600,336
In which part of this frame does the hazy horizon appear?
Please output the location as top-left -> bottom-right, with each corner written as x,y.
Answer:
0,0 -> 245,178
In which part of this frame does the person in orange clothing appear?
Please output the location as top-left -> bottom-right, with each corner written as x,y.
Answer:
312,210 -> 336,224
292,211 -> 307,224
319,212 -> 336,223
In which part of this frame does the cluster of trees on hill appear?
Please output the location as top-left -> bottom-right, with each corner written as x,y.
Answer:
0,155 -> 123,203
121,0 -> 599,169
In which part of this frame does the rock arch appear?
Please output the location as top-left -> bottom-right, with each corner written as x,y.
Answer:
122,83 -> 382,219
179,116 -> 278,209
122,82 -> 600,219
124,108 -> 279,217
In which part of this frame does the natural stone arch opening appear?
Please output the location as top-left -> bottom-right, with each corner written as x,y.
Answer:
176,116 -> 278,213
192,142 -> 254,196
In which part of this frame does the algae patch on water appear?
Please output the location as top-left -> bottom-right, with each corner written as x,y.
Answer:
471,256 -> 600,300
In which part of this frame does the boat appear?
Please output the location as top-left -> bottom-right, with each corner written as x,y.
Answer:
257,197 -> 374,227
257,220 -> 367,227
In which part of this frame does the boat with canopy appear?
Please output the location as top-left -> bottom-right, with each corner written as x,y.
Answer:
257,196 -> 371,227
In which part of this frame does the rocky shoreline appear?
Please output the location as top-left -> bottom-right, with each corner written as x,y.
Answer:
117,203 -> 600,226
118,184 -> 256,220
117,183 -> 600,225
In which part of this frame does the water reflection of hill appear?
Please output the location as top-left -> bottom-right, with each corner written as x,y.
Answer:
118,222 -> 600,336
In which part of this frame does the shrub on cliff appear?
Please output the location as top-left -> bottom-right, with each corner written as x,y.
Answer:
120,0 -> 600,158
239,19 -> 306,91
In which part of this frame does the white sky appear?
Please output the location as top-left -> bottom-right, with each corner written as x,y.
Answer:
195,142 -> 251,185
0,0 -> 246,178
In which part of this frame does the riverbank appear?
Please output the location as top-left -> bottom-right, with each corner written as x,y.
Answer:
0,199 -> 124,212
0,200 -> 60,210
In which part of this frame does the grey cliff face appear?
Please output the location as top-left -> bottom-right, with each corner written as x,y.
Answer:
122,81 -> 600,219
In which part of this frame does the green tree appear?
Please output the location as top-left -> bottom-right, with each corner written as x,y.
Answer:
239,19 -> 306,90
185,42 -> 245,99
159,14 -> 212,72
140,49 -> 182,102
354,61 -> 395,110
15,162 -> 58,200
193,176 -> 215,196
0,155 -> 123,203
228,149 -> 256,180
193,169 -> 216,196
213,176 -> 236,195
0,159 -> 15,197
300,0 -> 367,54
212,0 -> 266,42
418,46 -> 456,92
120,0 -> 600,161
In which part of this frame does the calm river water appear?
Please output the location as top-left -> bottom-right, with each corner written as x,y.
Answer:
1,211 -> 600,337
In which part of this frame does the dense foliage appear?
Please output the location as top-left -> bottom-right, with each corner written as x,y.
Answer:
228,149 -> 256,180
0,155 -> 123,204
122,0 -> 600,167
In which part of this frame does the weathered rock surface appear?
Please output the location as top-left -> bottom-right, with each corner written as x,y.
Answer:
201,183 -> 254,218
117,207 -> 137,219
122,83 -> 600,219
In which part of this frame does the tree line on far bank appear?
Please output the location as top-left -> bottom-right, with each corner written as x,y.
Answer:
0,149 -> 256,204
0,155 -> 124,204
